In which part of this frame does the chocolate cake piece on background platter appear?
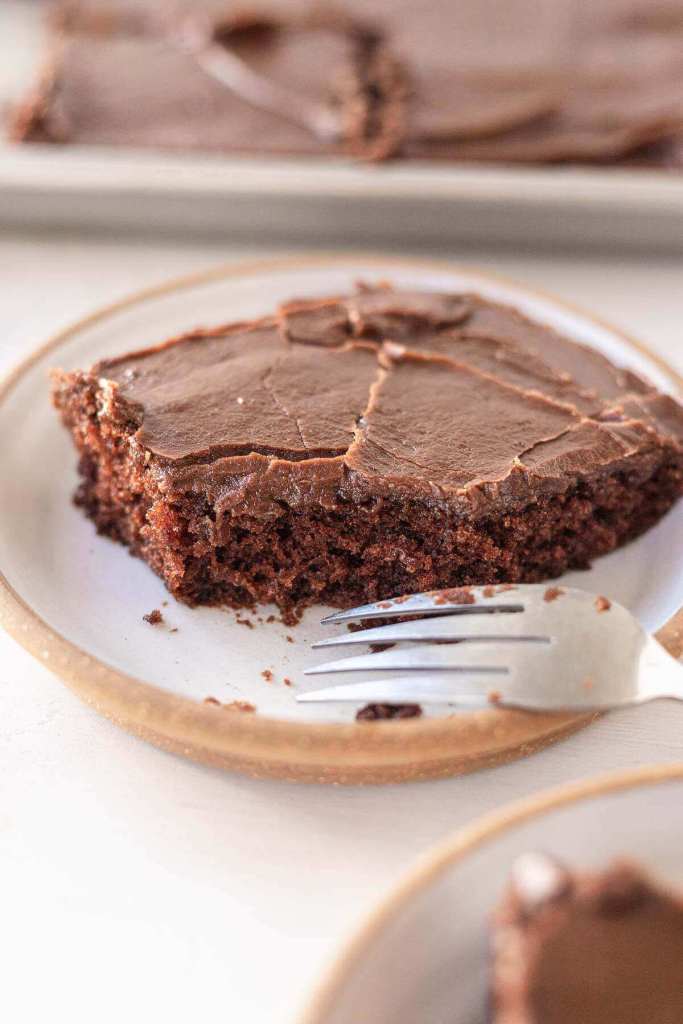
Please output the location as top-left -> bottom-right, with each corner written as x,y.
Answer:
13,0 -> 683,167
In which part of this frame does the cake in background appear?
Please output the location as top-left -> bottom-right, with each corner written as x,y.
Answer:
12,0 -> 683,166
492,853 -> 683,1023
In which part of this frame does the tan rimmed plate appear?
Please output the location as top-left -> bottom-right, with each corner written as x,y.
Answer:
1,255 -> 682,783
300,762 -> 683,1023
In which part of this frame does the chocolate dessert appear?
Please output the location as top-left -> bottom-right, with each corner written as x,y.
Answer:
51,284 -> 683,622
492,854 -> 683,1023
356,703 -> 422,721
13,0 -> 683,167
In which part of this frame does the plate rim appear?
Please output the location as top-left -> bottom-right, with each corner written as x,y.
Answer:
299,761 -> 683,1024
1,252 -> 681,784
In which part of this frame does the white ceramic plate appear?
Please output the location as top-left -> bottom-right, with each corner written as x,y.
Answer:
301,765 -> 683,1024
1,256 -> 681,781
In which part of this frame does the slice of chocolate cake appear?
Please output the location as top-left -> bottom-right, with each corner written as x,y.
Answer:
492,854 -> 683,1023
51,284 -> 683,623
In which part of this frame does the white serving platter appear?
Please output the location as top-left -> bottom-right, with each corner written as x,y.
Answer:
4,142 -> 683,250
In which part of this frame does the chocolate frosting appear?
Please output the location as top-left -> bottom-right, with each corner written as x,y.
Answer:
496,858 -> 683,1024
14,0 -> 683,165
93,285 -> 683,515
14,27 -> 350,155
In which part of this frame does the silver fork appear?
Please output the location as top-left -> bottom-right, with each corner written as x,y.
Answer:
296,585 -> 683,712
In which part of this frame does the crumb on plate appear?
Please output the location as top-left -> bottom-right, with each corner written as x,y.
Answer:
143,609 -> 163,625
356,702 -> 423,721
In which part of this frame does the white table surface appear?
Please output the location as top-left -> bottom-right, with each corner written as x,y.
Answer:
2,232 -> 683,1024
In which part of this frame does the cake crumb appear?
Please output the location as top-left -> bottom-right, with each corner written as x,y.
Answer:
595,595 -> 612,613
143,609 -> 163,625
482,585 -> 496,597
283,677 -> 293,687
356,703 -> 422,721
236,615 -> 254,629
170,627 -> 179,633
266,614 -> 277,624
226,700 -> 256,713
582,677 -> 595,692
488,690 -> 503,704
204,696 -> 257,713
261,669 -> 274,683
497,583 -> 517,593
369,642 -> 396,653
544,586 -> 564,603
161,600 -> 168,607
286,635 -> 294,644
433,587 -> 475,605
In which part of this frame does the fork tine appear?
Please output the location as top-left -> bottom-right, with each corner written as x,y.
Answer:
297,679 -> 502,705
320,587 -> 524,624
312,614 -> 551,648
304,643 -> 513,676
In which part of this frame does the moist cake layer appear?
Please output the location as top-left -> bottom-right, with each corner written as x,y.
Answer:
51,285 -> 683,620
492,855 -> 683,1024
13,0 -> 683,166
